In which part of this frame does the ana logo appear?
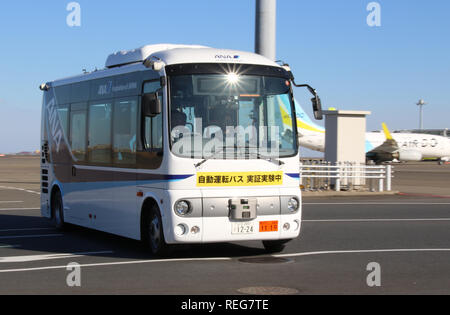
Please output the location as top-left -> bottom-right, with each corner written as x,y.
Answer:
215,55 -> 240,60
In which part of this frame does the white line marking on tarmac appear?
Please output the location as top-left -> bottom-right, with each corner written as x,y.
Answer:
1,248 -> 450,274
0,208 -> 40,211
273,248 -> 450,259
304,203 -> 450,205
0,186 -> 40,195
303,218 -> 450,223
0,234 -> 63,240
0,257 -> 232,273
0,251 -> 114,263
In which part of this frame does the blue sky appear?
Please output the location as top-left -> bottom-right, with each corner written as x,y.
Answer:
0,0 -> 449,153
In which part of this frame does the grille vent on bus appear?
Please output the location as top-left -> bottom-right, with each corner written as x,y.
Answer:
42,141 -> 49,164
41,169 -> 49,194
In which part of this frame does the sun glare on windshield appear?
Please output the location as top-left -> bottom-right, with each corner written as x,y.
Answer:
226,72 -> 240,85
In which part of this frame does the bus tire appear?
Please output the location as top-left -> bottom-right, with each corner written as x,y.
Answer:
144,205 -> 171,256
52,190 -> 65,230
262,239 -> 291,253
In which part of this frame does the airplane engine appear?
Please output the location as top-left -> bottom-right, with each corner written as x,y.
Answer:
366,152 -> 394,164
367,150 -> 423,164
398,150 -> 423,162
438,157 -> 450,165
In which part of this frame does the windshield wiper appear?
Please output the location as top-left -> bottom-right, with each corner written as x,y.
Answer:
194,146 -> 228,168
194,146 -> 285,168
238,148 -> 285,166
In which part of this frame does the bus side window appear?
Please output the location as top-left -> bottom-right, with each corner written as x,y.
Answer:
113,97 -> 138,166
57,105 -> 70,139
144,105 -> 163,151
88,101 -> 113,164
70,104 -> 87,162
143,81 -> 161,94
143,81 -> 163,152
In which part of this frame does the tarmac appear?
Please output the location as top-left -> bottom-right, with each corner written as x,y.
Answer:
392,162 -> 450,197
0,156 -> 449,294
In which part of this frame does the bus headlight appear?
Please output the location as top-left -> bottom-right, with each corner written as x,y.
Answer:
174,200 -> 191,216
287,197 -> 299,213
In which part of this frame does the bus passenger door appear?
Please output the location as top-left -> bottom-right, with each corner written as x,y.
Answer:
64,103 -> 89,224
110,97 -> 140,239
84,101 -> 114,229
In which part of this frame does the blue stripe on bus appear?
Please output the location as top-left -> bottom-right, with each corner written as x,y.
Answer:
166,174 -> 194,181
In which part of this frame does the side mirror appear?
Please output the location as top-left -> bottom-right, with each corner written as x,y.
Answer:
312,95 -> 323,120
290,80 -> 324,121
142,93 -> 161,117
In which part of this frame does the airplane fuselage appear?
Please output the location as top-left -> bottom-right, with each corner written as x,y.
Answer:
366,132 -> 450,159
298,130 -> 450,160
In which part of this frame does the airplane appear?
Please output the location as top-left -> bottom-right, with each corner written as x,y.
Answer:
294,100 -> 450,165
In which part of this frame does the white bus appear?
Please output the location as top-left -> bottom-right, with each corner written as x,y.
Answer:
40,44 -> 322,255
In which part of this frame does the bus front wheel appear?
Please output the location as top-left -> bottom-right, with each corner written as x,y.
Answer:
144,206 -> 171,256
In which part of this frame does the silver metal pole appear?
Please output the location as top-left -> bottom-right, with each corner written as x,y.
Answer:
379,177 -> 384,192
336,178 -> 341,192
255,0 -> 277,61
417,99 -> 426,130
419,104 -> 423,130
386,165 -> 392,191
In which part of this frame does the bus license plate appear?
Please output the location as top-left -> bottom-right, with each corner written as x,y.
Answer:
259,221 -> 279,233
232,222 -> 255,235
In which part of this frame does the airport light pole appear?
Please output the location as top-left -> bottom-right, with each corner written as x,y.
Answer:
255,0 -> 277,61
416,99 -> 427,130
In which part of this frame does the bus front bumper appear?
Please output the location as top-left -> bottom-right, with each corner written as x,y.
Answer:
161,189 -> 302,244
169,214 -> 301,244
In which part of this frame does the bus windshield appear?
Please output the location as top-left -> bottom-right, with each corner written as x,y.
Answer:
169,71 -> 297,159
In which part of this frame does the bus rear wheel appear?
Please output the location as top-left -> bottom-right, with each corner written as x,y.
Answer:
262,239 -> 292,253
52,190 -> 65,230
144,206 -> 171,256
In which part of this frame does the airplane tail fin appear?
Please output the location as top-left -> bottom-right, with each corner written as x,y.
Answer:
380,122 -> 399,150
382,123 -> 394,140
294,99 -> 325,134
